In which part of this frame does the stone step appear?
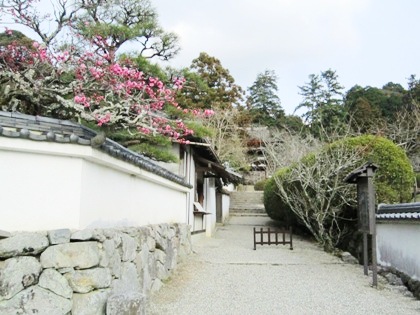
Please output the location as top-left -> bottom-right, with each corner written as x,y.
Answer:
230,193 -> 263,204
230,192 -> 263,197
230,199 -> 263,204
230,213 -> 267,217
230,208 -> 266,214
229,190 -> 266,218
230,204 -> 265,210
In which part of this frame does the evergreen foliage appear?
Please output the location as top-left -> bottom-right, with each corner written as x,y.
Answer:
175,52 -> 244,110
296,69 -> 345,139
247,70 -> 284,126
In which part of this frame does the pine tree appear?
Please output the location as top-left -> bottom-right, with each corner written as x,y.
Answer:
247,70 -> 284,126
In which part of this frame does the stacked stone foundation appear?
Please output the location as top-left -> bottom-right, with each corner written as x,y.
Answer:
0,223 -> 192,314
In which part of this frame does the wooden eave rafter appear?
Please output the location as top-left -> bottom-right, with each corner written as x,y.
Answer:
194,155 -> 241,183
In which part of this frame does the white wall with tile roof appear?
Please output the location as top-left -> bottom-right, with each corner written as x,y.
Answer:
0,137 -> 190,231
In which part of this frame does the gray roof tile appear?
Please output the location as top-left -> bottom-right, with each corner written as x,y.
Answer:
377,202 -> 420,222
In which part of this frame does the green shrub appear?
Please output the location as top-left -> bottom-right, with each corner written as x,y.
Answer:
254,178 -> 268,191
264,135 -> 415,250
128,143 -> 178,163
339,135 -> 414,203
263,168 -> 297,225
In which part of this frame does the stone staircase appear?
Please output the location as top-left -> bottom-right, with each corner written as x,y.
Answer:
229,188 -> 267,217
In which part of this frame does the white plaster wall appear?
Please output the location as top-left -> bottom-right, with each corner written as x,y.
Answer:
225,183 -> 235,192
0,147 -> 82,231
184,147 -> 195,231
377,223 -> 420,280
193,214 -> 205,232
79,160 -> 187,228
0,137 -> 190,231
221,194 -> 230,223
204,178 -> 216,236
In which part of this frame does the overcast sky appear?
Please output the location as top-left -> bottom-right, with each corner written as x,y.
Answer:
153,0 -> 420,114
4,0 -> 419,115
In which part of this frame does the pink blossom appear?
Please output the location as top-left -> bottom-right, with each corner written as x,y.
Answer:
203,109 -> 215,117
173,77 -> 186,89
177,121 -> 185,129
155,80 -> 164,89
138,127 -> 151,134
74,94 -> 87,104
74,94 -> 90,107
96,113 -> 111,126
148,77 -> 157,87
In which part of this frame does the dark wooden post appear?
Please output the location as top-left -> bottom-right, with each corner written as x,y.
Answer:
344,162 -> 379,287
289,226 -> 293,250
253,228 -> 256,250
363,233 -> 368,276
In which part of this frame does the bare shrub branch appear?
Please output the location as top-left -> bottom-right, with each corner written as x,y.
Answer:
258,128 -> 322,176
273,141 -> 363,250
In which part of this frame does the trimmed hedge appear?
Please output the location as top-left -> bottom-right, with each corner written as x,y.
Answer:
263,168 -> 291,222
264,135 -> 415,232
339,135 -> 414,203
254,178 -> 268,191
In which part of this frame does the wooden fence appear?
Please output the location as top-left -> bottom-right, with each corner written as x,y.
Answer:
253,227 -> 293,250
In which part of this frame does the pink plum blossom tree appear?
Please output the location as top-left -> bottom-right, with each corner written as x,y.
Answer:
0,0 -> 211,141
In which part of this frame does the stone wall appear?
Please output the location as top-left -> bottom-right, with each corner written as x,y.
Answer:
379,266 -> 420,299
0,223 -> 192,314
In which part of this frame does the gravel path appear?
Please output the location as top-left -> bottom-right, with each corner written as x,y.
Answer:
147,216 -> 420,315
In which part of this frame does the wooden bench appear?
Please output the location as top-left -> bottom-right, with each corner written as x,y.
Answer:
253,227 -> 293,250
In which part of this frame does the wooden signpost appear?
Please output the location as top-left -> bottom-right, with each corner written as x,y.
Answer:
344,162 -> 379,287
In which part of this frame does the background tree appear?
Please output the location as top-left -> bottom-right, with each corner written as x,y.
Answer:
259,128 -> 321,176
0,0 -> 179,61
296,73 -> 322,123
176,52 -> 243,110
174,67 -> 212,110
280,115 -> 306,134
380,82 -> 405,120
402,75 -> 420,171
296,69 -> 345,140
0,0 -> 78,47
344,81 -> 413,130
74,0 -> 179,61
246,70 -> 284,127
344,85 -> 384,133
385,105 -> 420,157
199,108 -> 248,169
344,79 -> 419,160
405,75 -> 420,109
0,29 -> 33,48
